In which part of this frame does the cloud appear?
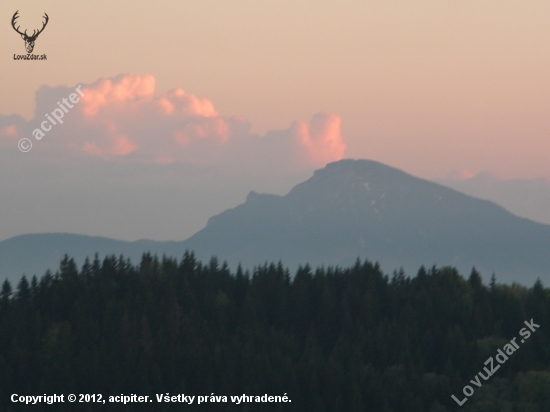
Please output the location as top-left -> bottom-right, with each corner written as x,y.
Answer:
1,125 -> 17,137
296,112 -> 345,165
444,169 -> 476,181
1,74 -> 346,173
444,170 -> 512,183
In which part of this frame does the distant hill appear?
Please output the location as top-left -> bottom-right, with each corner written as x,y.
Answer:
1,159 -> 549,285
0,234 -> 184,284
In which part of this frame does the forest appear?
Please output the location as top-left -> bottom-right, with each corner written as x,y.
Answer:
1,252 -> 549,411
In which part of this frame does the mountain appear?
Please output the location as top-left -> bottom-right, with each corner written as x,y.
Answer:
1,159 -> 549,285
181,159 -> 550,284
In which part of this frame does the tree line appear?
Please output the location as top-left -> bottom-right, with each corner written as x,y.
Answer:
1,252 -> 549,411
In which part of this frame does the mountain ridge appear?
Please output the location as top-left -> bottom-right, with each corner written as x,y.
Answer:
1,159 -> 549,285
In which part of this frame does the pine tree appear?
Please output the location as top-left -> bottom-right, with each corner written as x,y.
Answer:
0,280 -> 12,307
468,267 -> 483,290
16,276 -> 30,300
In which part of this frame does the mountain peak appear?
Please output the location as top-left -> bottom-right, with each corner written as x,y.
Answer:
314,158 -> 406,178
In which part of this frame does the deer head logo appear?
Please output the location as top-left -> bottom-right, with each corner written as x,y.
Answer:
11,11 -> 49,54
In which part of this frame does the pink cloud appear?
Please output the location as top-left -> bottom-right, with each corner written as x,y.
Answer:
0,117 -> 26,149
2,125 -> 18,137
294,112 -> 346,165
82,135 -> 136,157
80,74 -> 156,116
445,169 -> 513,182
446,169 -> 476,181
2,74 -> 346,173
155,88 -> 218,117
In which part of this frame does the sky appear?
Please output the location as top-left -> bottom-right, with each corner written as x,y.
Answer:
1,0 -> 549,242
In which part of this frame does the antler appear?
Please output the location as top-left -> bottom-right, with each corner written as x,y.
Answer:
11,11 -> 49,40
31,13 -> 49,39
11,11 -> 26,37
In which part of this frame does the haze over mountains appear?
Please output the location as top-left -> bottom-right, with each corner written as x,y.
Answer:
438,172 -> 550,226
1,159 -> 549,286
